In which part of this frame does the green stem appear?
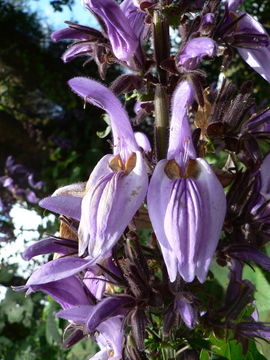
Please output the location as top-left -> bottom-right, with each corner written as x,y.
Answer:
153,10 -> 170,85
154,84 -> 169,160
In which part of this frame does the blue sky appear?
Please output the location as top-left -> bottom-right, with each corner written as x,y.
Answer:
28,0 -> 99,29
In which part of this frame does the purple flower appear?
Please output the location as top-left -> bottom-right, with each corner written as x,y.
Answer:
244,108 -> 270,134
234,322 -> 270,340
51,23 -> 103,63
260,152 -> 270,200
57,296 -> 132,359
223,1 -> 270,83
227,0 -> 245,11
175,293 -> 198,329
134,132 -> 151,153
177,37 -> 217,71
147,80 -> 226,283
91,317 -> 124,359
84,0 -> 145,61
68,77 -> 148,260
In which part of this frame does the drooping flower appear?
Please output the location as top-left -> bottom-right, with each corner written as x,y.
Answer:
147,80 -> 226,283
84,0 -> 145,62
68,77 -> 148,261
220,1 -> 270,83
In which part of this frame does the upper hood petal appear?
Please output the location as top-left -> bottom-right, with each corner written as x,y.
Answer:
168,81 -> 196,161
85,0 -> 139,61
68,77 -> 138,156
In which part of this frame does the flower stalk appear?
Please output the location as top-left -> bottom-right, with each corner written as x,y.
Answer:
153,9 -> 170,85
154,84 -> 169,160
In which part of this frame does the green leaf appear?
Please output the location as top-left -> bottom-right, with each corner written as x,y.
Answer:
1,289 -> 33,326
210,260 -> 229,289
96,114 -> 111,138
243,265 -> 270,313
246,341 -> 267,360
45,302 -> 62,345
96,125 -> 111,138
200,349 -> 210,360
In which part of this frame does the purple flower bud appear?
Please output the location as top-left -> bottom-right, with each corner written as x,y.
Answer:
134,132 -> 151,153
200,13 -> 215,35
175,294 -> 198,329
178,37 -> 217,70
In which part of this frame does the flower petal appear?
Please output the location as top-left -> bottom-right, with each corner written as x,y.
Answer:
57,305 -> 94,323
120,0 -> 146,39
260,153 -> 270,199
175,295 -> 197,329
147,160 -> 178,282
39,195 -> 82,220
51,27 -> 89,42
134,132 -> 151,153
86,0 -> 139,61
79,152 -> 148,259
68,77 -> 138,156
62,43 -> 93,63
86,296 -> 134,331
23,257 -> 95,285
165,178 -> 203,282
168,81 -> 195,161
236,13 -> 270,83
29,276 -> 90,309
96,317 -> 123,360
178,37 -> 217,70
194,159 -> 226,282
23,237 -> 77,260
227,0 -> 245,11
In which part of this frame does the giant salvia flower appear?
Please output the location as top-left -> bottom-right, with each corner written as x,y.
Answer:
223,0 -> 270,83
68,77 -> 148,260
147,81 -> 226,283
84,0 -> 145,61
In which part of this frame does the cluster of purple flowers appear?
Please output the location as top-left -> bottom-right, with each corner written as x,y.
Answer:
0,156 -> 44,241
15,0 -> 270,358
